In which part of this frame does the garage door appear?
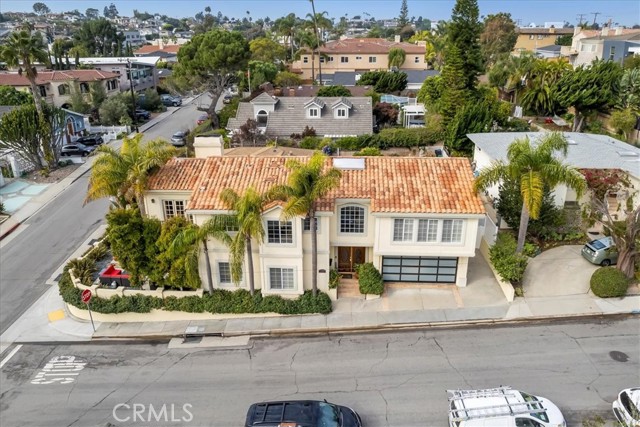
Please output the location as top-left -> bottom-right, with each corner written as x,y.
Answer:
382,256 -> 458,283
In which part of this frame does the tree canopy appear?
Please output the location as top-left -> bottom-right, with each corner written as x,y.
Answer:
0,86 -> 32,105
74,19 -> 124,56
480,13 -> 517,67
447,0 -> 483,90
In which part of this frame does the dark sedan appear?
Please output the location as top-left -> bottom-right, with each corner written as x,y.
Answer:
245,400 -> 362,427
61,143 -> 95,157
75,134 -> 104,146
135,109 -> 151,120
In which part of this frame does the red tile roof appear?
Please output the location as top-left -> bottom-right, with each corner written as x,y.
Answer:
314,38 -> 426,55
0,70 -> 120,86
147,156 -> 485,215
134,44 -> 181,55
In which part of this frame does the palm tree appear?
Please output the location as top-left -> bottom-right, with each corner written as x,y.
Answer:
296,29 -> 318,82
388,48 -> 407,69
85,134 -> 177,215
274,13 -> 298,60
218,187 -> 267,296
474,132 -> 586,253
0,26 -> 49,118
170,218 -> 233,293
268,152 -> 342,296
521,59 -> 571,116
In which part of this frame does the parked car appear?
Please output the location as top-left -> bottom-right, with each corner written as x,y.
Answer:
581,236 -> 618,266
613,388 -> 640,427
170,131 -> 188,146
196,114 -> 208,125
75,134 -> 104,146
135,109 -> 151,120
447,387 -> 565,427
245,400 -> 362,427
223,94 -> 233,104
61,143 -> 95,157
161,94 -> 182,107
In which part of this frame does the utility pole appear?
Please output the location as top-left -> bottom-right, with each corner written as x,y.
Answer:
591,12 -> 601,26
309,0 -> 322,86
127,59 -> 138,133
576,13 -> 586,26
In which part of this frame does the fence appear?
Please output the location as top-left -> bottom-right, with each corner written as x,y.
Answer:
87,125 -> 130,142
483,214 -> 498,247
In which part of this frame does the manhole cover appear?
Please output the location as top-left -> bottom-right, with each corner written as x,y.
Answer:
609,351 -> 629,362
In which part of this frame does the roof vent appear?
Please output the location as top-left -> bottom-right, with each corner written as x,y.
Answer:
567,139 -> 577,145
617,150 -> 640,158
333,158 -> 365,170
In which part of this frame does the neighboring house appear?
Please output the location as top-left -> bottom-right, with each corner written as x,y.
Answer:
470,132 -> 640,212
291,36 -> 427,81
534,44 -> 564,59
571,31 -> 640,67
0,70 -> 120,108
143,137 -> 485,295
264,84 -> 374,98
76,56 -> 161,93
513,27 -> 574,55
227,93 -> 373,138
123,30 -> 146,47
133,43 -> 181,63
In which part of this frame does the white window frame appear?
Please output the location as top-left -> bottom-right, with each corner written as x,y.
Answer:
369,56 -> 377,63
441,219 -> 464,243
417,219 -> 438,243
266,220 -> 294,244
355,56 -> 362,60
414,56 -> 420,63
303,56 -> 308,63
339,205 -> 366,234
163,200 -> 185,219
340,56 -> 349,63
393,219 -> 414,242
308,107 -> 319,118
218,261 -> 233,285
268,267 -> 296,290
336,108 -> 347,118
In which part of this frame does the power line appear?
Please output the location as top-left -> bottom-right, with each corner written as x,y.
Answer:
591,12 -> 601,26
576,13 -> 587,26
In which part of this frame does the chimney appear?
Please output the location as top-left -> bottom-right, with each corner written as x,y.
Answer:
193,134 -> 224,158
394,35 -> 401,43
615,27 -> 623,35
573,26 -> 581,36
602,26 -> 609,36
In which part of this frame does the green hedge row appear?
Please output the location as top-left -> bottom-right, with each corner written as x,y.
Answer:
357,262 -> 384,295
58,270 -> 332,315
333,126 -> 443,150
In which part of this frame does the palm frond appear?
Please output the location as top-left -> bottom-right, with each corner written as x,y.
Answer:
520,170 -> 544,219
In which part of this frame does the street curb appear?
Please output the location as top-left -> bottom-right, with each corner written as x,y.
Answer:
89,312 -> 637,341
0,220 -> 20,241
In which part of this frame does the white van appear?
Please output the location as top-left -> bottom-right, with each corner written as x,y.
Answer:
447,387 -> 566,427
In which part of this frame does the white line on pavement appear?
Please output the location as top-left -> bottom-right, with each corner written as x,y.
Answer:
0,344 -> 23,369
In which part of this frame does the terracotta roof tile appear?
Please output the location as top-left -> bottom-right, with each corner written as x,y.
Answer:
314,38 -> 426,55
134,44 -> 181,55
148,156 -> 485,215
147,158 -> 206,191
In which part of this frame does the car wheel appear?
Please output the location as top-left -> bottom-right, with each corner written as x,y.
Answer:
61,152 -> 68,157
173,102 -> 179,107
600,259 -> 611,267
81,152 -> 88,157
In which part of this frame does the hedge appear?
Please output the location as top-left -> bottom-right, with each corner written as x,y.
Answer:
333,126 -> 444,151
590,267 -> 628,298
58,270 -> 332,315
489,233 -> 529,286
357,262 -> 384,295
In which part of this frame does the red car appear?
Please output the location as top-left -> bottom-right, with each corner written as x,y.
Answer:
196,114 -> 209,125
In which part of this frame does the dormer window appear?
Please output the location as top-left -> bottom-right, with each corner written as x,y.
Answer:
336,108 -> 347,118
308,108 -> 319,118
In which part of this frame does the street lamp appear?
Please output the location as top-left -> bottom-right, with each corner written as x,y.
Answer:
126,59 -> 139,133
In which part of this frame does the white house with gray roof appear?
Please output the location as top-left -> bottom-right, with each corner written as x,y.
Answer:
469,132 -> 640,209
226,93 -> 373,139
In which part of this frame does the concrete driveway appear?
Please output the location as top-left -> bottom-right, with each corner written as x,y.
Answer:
522,245 -> 598,297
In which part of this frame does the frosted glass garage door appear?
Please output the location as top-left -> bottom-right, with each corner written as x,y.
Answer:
381,256 -> 458,283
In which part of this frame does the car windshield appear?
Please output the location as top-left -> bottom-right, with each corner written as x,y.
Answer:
520,393 -> 549,422
317,402 -> 340,427
589,239 -> 610,250
621,391 -> 639,419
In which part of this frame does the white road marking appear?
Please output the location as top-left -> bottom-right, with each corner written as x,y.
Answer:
0,344 -> 23,369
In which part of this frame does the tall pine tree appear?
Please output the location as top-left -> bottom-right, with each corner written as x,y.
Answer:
397,0 -> 409,28
447,0 -> 483,91
440,45 -> 468,126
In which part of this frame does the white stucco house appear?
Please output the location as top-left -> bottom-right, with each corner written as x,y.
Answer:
142,136 -> 486,296
469,132 -> 640,212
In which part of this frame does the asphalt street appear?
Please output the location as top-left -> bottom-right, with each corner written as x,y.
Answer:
1,317 -> 638,427
0,101 -> 205,335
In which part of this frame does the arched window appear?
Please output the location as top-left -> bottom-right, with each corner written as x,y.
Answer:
339,206 -> 365,234
58,84 -> 70,96
256,110 -> 268,125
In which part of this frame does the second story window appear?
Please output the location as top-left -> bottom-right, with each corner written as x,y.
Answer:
267,220 -> 293,244
308,108 -> 319,118
369,56 -> 376,63
163,200 -> 185,219
441,219 -> 463,243
303,56 -> 308,63
340,206 -> 365,234
393,219 -> 413,242
414,56 -> 420,63
337,108 -> 347,118
302,217 -> 319,232
58,84 -> 70,95
341,56 -> 349,63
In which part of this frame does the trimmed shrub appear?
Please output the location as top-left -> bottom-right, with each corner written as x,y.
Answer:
590,267 -> 628,298
299,136 -> 322,149
329,269 -> 340,289
354,147 -> 382,156
489,233 -> 529,286
357,262 -> 384,295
